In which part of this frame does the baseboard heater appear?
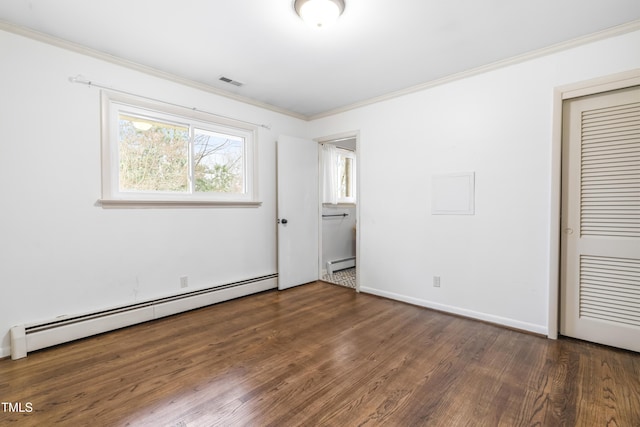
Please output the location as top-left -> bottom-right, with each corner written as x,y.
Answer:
10,274 -> 278,360
326,257 -> 356,275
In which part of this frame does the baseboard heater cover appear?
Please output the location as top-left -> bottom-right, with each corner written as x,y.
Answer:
10,274 -> 277,360
326,257 -> 356,275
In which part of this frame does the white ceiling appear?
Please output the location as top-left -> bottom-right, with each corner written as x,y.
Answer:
1,0 -> 640,119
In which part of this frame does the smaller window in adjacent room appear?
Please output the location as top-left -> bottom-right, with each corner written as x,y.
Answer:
101,92 -> 258,206
323,144 -> 356,205
337,148 -> 356,204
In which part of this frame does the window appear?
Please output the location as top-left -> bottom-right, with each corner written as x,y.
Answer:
322,144 -> 356,205
337,149 -> 356,204
101,92 -> 259,206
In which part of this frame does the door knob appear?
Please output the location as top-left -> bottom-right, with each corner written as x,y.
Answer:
280,218 -> 288,224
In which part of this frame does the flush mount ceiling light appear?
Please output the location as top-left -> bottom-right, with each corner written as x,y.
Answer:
294,0 -> 345,28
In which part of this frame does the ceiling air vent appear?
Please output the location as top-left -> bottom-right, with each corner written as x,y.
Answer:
218,76 -> 244,87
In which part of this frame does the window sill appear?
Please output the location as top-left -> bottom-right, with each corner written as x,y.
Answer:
98,199 -> 262,208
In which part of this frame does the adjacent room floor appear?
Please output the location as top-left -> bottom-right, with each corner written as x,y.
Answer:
322,267 -> 356,289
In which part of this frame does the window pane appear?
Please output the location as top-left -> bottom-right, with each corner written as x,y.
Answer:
193,128 -> 245,193
118,114 -> 189,192
338,156 -> 352,198
105,93 -> 258,204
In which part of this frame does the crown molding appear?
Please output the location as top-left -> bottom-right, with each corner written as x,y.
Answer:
0,20 -> 308,121
310,19 -> 640,120
2,18 -> 639,122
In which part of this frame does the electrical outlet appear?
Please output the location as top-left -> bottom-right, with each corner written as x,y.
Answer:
433,276 -> 441,287
180,276 -> 188,288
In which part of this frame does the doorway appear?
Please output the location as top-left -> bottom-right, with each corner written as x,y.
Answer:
276,133 -> 360,291
319,136 -> 358,290
559,85 -> 640,352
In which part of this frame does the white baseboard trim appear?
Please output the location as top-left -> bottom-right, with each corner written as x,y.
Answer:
360,286 -> 548,336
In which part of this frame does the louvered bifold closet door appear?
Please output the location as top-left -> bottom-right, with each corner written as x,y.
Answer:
581,100 -> 640,237
561,86 -> 640,353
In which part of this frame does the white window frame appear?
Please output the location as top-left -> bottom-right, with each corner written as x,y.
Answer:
100,91 -> 260,207
336,148 -> 356,205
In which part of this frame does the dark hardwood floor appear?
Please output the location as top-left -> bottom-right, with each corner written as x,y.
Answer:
1,282 -> 639,426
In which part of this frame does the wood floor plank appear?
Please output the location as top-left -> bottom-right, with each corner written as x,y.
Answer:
1,282 -> 638,426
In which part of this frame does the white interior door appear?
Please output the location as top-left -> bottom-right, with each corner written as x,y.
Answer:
560,86 -> 640,352
277,135 -> 319,290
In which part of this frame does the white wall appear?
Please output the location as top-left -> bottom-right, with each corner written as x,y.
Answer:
321,205 -> 356,272
309,29 -> 640,335
0,29 -> 308,357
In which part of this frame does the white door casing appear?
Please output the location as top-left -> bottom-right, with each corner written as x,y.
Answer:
276,135 -> 320,290
560,86 -> 640,352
